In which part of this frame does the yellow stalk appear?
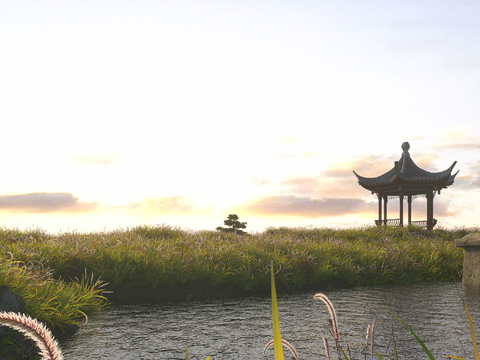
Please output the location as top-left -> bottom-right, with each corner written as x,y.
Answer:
338,344 -> 350,360
463,301 -> 479,360
271,261 -> 285,360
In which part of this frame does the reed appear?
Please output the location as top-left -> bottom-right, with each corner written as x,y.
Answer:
0,224 -> 476,358
0,311 -> 63,360
263,339 -> 299,360
0,224 -> 473,296
0,252 -> 108,357
287,289 -> 477,360
3,255 -> 478,359
313,294 -> 340,347
369,318 -> 380,357
0,256 -> 108,330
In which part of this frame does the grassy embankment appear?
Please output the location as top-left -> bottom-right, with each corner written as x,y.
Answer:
0,224 -> 475,335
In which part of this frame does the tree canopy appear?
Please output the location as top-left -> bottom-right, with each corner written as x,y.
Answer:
215,214 -> 248,235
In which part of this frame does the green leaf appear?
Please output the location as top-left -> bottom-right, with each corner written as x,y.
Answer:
185,340 -> 188,360
271,261 -> 285,360
388,310 -> 435,360
376,350 -> 383,360
463,301 -> 479,360
338,345 -> 350,360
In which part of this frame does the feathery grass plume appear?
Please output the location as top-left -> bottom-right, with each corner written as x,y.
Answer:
370,318 -> 380,356
365,324 -> 371,347
323,337 -> 331,360
313,293 -> 339,347
0,311 -> 63,360
271,261 -> 285,360
263,339 -> 299,360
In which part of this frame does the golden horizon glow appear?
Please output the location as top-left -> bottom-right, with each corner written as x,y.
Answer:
1,1 -> 479,234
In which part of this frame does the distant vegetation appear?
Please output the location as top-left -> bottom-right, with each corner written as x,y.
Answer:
0,224 -> 476,335
215,214 -> 249,235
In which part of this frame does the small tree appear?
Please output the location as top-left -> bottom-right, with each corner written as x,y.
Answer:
216,214 -> 249,235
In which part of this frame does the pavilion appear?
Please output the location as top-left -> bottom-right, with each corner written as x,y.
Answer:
353,142 -> 458,230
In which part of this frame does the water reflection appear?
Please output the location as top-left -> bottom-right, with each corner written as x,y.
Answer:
61,282 -> 480,359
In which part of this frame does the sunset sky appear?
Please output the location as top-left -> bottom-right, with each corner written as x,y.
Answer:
1,0 -> 479,234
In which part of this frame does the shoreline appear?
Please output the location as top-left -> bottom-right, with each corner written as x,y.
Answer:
102,279 -> 350,304
1,224 -> 471,349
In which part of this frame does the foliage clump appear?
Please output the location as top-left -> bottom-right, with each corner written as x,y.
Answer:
216,214 -> 249,236
0,223 -> 476,304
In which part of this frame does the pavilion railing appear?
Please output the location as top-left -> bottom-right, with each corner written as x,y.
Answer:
374,218 -> 437,228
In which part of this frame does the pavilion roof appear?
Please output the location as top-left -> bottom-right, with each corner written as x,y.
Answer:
353,142 -> 459,195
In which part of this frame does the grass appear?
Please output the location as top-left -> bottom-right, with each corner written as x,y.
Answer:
271,276 -> 479,360
0,223 -> 476,357
3,259 -> 477,360
1,224 -> 473,294
0,311 -> 63,360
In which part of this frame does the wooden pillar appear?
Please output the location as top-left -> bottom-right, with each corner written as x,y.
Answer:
383,195 -> 388,225
378,193 -> 382,225
427,189 -> 434,230
432,191 -> 435,228
399,188 -> 404,227
408,195 -> 412,225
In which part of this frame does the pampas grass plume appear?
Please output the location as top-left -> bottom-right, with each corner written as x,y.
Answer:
0,311 -> 64,360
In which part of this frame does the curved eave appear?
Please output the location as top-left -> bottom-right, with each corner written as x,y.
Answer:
353,160 -> 458,191
352,169 -> 397,189
446,169 -> 460,186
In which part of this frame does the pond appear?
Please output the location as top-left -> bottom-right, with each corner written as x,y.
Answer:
60,281 -> 480,359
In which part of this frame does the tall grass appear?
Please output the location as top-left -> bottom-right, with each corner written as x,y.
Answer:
0,224 -> 472,297
4,262 -> 477,360
270,278 -> 479,360
0,255 -> 108,331
0,222 -> 474,352
0,311 -> 63,360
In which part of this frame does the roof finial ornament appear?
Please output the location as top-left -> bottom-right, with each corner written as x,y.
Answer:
402,142 -> 410,156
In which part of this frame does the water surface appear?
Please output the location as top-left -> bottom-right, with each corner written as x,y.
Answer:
61,282 -> 480,359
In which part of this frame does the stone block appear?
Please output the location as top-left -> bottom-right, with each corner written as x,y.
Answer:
0,285 -> 26,313
455,233 -> 480,286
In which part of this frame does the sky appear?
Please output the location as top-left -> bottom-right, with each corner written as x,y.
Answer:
0,0 -> 479,234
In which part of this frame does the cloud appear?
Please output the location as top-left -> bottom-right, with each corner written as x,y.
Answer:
246,195 -> 372,217
344,156 -> 396,177
441,60 -> 480,70
454,173 -> 480,190
280,176 -> 321,195
71,151 -> 126,165
273,151 -> 323,160
279,136 -> 302,144
443,142 -> 480,150
132,196 -> 195,214
251,158 -> 392,199
436,129 -> 480,150
347,152 -> 441,177
0,193 -> 98,212
251,176 -> 272,186
250,150 -> 461,216
409,196 -> 455,217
